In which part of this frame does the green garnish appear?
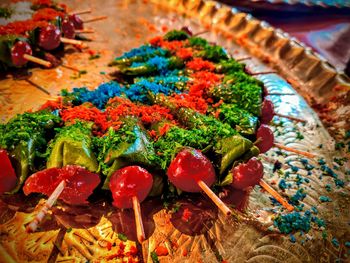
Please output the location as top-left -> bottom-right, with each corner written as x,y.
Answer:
151,251 -> 159,263
163,30 -> 189,41
0,7 -> 12,18
89,54 -> 101,60
118,233 -> 128,241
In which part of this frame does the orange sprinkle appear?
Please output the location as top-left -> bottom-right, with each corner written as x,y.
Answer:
106,97 -> 174,125
32,8 -> 65,21
159,123 -> 173,136
176,47 -> 193,60
186,58 -> 215,71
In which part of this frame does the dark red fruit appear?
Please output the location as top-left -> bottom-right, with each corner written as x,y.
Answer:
109,166 -> 153,209
11,41 -> 32,67
231,157 -> 264,190
167,148 -> 215,193
256,124 -> 274,153
261,99 -> 275,124
38,24 -> 61,50
0,150 -> 17,194
180,26 -> 193,36
62,19 -> 75,39
69,14 -> 83,29
23,165 -> 100,205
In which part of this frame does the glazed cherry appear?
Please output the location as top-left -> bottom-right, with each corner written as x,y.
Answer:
180,26 -> 193,36
231,157 -> 264,190
38,24 -> 61,50
261,99 -> 275,124
167,148 -> 215,193
11,41 -> 32,67
23,165 -> 100,205
109,166 -> 153,209
255,124 -> 274,154
62,19 -> 75,39
0,150 -> 17,194
69,14 -> 83,29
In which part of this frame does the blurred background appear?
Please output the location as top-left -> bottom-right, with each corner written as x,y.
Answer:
219,0 -> 350,76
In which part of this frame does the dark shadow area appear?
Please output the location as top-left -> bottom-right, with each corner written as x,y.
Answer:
170,187 -> 250,236
170,194 -> 219,236
108,197 -> 163,242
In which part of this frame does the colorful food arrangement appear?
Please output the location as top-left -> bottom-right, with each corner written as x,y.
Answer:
0,0 -> 102,70
0,28 -> 347,261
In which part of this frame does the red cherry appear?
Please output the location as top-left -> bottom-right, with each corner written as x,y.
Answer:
11,41 -> 32,67
62,19 -> 75,39
231,157 -> 263,189
109,166 -> 153,209
38,24 -> 61,50
167,148 -> 215,193
255,124 -> 274,153
261,99 -> 275,124
23,165 -> 100,205
0,150 -> 17,194
180,26 -> 193,36
69,14 -> 83,29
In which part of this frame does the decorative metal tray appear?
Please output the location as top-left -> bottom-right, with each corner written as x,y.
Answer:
248,0 -> 350,8
0,0 -> 349,262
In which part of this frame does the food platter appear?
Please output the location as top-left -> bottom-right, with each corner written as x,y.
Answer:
0,0 -> 349,262
243,0 -> 350,8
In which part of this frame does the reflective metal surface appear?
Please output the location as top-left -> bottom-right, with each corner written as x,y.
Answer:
0,0 -> 349,262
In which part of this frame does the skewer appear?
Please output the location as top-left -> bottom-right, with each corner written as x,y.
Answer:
26,180 -> 66,233
24,79 -> 50,95
274,143 -> 317,159
132,196 -> 146,243
60,37 -> 87,48
71,8 -> 92,15
259,179 -> 294,211
75,29 -> 95,34
193,30 -> 209,36
82,16 -> 108,23
23,54 -> 52,68
267,92 -> 295,96
250,71 -> 277,76
275,113 -> 307,123
61,63 -> 80,72
197,180 -> 231,216
235,56 -> 252,62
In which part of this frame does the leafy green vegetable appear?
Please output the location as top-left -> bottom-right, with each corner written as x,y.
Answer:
219,146 -> 260,186
218,103 -> 258,135
46,122 -> 99,172
0,111 -> 61,151
151,95 -> 255,172
163,30 -> 189,41
197,45 -> 228,62
93,118 -> 159,189
188,36 -> 208,48
215,135 -> 253,174
154,125 -> 211,169
210,71 -> 263,116
0,111 -> 61,192
216,59 -> 244,74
